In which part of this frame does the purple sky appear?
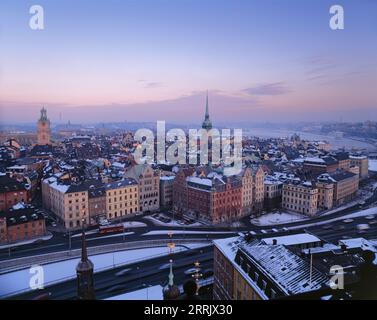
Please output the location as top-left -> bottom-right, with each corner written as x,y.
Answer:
0,0 -> 376,124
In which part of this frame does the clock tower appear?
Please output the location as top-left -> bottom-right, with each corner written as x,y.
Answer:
37,107 -> 51,145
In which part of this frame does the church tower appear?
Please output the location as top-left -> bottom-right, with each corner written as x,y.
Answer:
201,91 -> 212,131
76,223 -> 95,300
37,107 -> 51,145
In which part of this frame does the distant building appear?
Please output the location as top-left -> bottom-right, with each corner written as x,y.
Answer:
332,151 -> 350,171
37,107 -> 51,145
0,207 -> 46,244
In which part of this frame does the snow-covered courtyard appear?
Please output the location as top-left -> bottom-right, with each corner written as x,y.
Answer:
144,213 -> 203,227
250,211 -> 308,226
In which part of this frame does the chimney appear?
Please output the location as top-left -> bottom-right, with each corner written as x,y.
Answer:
272,239 -> 277,245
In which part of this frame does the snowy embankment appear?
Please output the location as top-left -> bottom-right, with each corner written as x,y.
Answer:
0,233 -> 53,250
0,244 -> 206,299
142,230 -> 236,236
287,206 -> 377,230
250,211 -> 308,226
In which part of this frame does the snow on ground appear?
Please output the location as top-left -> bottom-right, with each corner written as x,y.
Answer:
86,232 -> 134,241
144,214 -> 202,227
122,221 -> 147,228
250,211 -> 308,226
105,285 -> 163,300
0,233 -> 53,250
0,245 -> 190,298
71,230 -> 99,238
287,206 -> 377,230
369,159 -> 377,172
142,230 -> 235,236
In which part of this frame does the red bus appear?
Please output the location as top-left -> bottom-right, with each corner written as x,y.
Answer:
99,224 -> 124,234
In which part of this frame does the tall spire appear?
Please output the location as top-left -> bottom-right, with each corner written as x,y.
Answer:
202,91 -> 212,130
76,219 -> 95,300
205,90 -> 209,120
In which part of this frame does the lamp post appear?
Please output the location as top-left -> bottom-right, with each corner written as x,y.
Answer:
192,260 -> 203,295
68,229 -> 72,252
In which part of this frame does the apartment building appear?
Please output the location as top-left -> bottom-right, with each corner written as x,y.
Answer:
42,177 -> 97,229
0,175 -> 31,211
252,166 -> 265,214
240,167 -> 253,216
330,170 -> 359,206
316,174 -> 335,211
0,208 -> 46,244
124,164 -> 160,213
105,179 -> 139,221
349,155 -> 369,179
282,181 -> 318,216
160,175 -> 175,210
88,186 -> 106,223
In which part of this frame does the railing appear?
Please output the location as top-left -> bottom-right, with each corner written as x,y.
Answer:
0,238 -> 212,274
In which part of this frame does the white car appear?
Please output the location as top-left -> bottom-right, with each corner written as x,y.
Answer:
365,215 -> 375,220
356,224 -> 370,231
343,219 -> 354,223
99,219 -> 110,226
184,267 -> 201,275
115,268 -> 132,276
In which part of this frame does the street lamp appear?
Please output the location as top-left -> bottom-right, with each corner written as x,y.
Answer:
192,260 -> 203,295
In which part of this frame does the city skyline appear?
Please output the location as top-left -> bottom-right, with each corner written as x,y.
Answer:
0,0 -> 376,123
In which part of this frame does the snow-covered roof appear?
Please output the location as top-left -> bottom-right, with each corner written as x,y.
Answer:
261,233 -> 321,246
240,244 -> 328,295
160,176 -> 175,181
187,176 -> 212,187
304,157 -> 325,164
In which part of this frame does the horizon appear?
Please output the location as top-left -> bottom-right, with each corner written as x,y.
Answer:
0,0 -> 376,123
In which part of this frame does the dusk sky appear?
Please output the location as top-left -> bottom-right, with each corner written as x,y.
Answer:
0,0 -> 376,124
